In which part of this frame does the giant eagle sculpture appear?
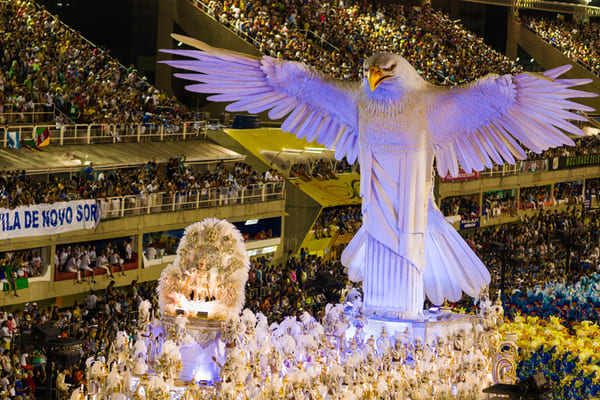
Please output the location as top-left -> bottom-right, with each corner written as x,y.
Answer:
162,34 -> 596,318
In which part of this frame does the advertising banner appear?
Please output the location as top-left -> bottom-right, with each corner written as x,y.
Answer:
518,160 -> 549,173
459,217 -> 480,230
0,200 -> 100,240
440,171 -> 481,182
560,154 -> 600,169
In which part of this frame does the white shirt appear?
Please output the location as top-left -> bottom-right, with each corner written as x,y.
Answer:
0,327 -> 10,342
85,294 -> 98,310
59,250 -> 68,266
96,254 -> 108,268
66,257 -> 78,273
145,246 -> 157,260
109,252 -> 121,265
79,254 -> 91,270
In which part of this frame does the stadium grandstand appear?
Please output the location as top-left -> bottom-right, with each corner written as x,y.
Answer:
0,0 -> 597,398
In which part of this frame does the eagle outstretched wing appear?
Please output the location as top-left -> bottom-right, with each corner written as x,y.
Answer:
430,65 -> 597,177
161,34 -> 360,162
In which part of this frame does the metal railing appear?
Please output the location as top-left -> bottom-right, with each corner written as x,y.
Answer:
479,163 -> 520,177
98,182 -> 285,219
1,120 -> 208,147
0,103 -> 56,124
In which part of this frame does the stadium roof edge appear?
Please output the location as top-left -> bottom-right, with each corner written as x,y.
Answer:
0,140 -> 244,174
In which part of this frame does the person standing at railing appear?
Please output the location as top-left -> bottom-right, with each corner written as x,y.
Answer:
84,163 -> 94,181
68,97 -> 81,121
0,260 -> 18,297
122,240 -> 132,264
144,244 -> 157,261
31,252 -> 42,277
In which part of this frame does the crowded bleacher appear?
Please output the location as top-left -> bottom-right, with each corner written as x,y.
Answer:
0,0 -> 205,130
440,195 -> 480,221
472,207 -> 600,292
0,160 -> 282,210
313,205 -> 362,239
521,15 -> 600,76
199,0 -> 520,84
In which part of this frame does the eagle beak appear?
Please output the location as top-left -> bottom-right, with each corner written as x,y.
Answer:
368,66 -> 390,92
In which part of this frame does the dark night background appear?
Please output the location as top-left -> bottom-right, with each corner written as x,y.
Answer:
38,0 -> 160,84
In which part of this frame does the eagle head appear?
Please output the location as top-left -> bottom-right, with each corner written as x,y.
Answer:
363,53 -> 425,99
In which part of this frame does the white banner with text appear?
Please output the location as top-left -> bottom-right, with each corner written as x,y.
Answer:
0,200 -> 101,240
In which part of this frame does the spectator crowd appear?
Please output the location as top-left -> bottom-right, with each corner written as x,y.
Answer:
0,159 -> 282,210
289,159 -> 339,181
0,250 -> 45,298
440,196 -> 480,220
245,251 -> 346,322
482,191 -> 518,219
526,134 -> 600,161
441,179 -> 598,221
521,15 -> 600,76
200,0 -> 520,84
313,205 -> 362,239
55,239 -> 133,283
467,206 -> 600,296
0,0 -> 204,130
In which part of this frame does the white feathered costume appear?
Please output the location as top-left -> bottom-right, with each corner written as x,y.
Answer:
162,35 -> 596,317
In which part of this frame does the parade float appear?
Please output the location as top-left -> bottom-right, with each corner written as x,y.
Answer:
81,219 -> 518,400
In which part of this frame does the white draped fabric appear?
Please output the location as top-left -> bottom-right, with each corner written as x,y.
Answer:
353,122 -> 433,317
364,235 -> 424,317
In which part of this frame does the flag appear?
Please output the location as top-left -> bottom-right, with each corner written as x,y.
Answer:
21,139 -> 44,152
34,127 -> 50,147
7,131 -> 19,149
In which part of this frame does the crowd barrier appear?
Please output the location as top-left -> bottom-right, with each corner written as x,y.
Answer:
448,156 -> 598,181
0,103 -> 55,124
98,182 -> 285,219
1,120 -> 208,147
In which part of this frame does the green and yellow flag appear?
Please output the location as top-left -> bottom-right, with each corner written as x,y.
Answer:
34,126 -> 50,147
21,139 -> 43,152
